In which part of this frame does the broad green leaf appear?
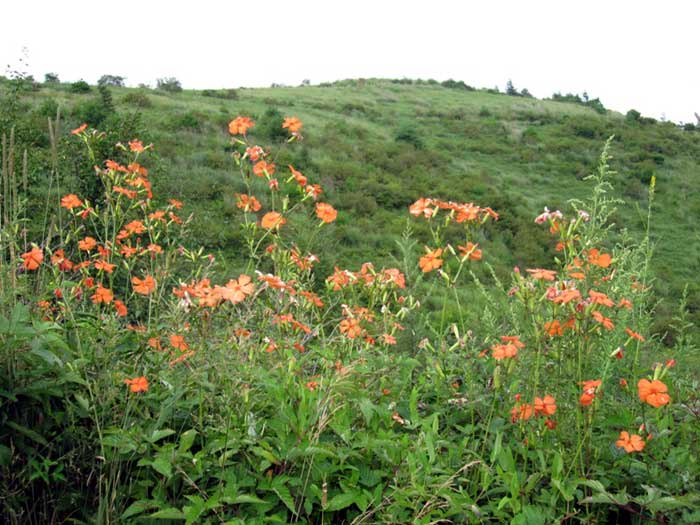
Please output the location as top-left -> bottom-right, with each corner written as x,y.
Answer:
122,500 -> 158,519
148,507 -> 185,519
6,421 -> 49,446
151,456 -> 173,479
178,429 -> 197,454
325,491 -> 357,512
149,429 -> 176,443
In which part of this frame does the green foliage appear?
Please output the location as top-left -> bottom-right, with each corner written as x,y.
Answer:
2,127 -> 699,524
157,77 -> 183,93
256,107 -> 287,141
121,91 -> 153,108
395,123 -> 424,149
97,74 -> 125,87
201,88 -> 238,99
43,72 -> 59,84
69,79 -> 91,93
441,78 -> 475,91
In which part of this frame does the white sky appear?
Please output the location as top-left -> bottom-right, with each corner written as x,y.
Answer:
2,0 -> 698,123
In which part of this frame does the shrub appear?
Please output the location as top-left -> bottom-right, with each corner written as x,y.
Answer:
97,74 -> 125,87
69,80 -> 91,93
626,109 -> 642,124
168,111 -> 202,131
43,72 -> 59,84
156,77 -> 182,93
201,88 -> 238,100
121,91 -> 153,108
36,98 -> 59,118
97,85 -> 114,113
395,124 -> 424,149
441,78 -> 475,91
256,107 -> 287,140
72,99 -> 111,127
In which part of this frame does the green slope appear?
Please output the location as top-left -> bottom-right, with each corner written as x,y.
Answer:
2,77 -> 699,336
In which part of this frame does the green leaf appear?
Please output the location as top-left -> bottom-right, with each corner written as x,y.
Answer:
6,421 -> 48,446
551,452 -> 563,479
122,500 -> 158,519
148,429 -> 176,443
30,346 -> 63,366
148,507 -> 185,519
325,491 -> 357,512
178,429 -> 197,454
272,484 -> 296,514
225,494 -> 267,505
151,456 -> 173,479
74,393 -> 90,413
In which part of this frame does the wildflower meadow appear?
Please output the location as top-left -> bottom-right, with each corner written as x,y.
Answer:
1,109 -> 699,524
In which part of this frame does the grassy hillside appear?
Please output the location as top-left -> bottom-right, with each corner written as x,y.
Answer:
2,77 -> 700,523
2,77 -> 699,336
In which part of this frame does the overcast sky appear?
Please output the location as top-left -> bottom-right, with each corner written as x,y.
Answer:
2,1 -> 698,123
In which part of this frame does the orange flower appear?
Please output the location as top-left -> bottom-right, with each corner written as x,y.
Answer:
114,300 -> 128,317
550,288 -> 581,305
61,194 -> 83,209
78,236 -> 97,251
282,117 -> 303,133
492,343 -> 518,360
592,310 -> 614,330
236,193 -> 262,212
579,379 -> 602,406
217,274 -> 255,304
120,244 -> 138,257
306,380 -> 319,391
511,403 -> 534,423
339,318 -> 363,339
51,249 -> 73,271
148,337 -> 162,350
637,379 -> 670,408
315,202 -> 337,223
169,199 -> 184,209
124,220 -> 146,235
114,186 -> 138,199
91,285 -> 114,304
94,260 -> 116,273
21,246 -> 44,270
618,298 -> 633,309
246,145 -> 264,161
300,290 -> 324,307
169,334 -> 189,351
71,123 -> 88,135
382,333 -> 397,345
288,165 -> 307,186
616,431 -> 645,453
409,198 -> 436,219
625,327 -> 645,342
526,268 -> 557,281
253,160 -> 276,177
589,290 -> 614,307
500,335 -> 525,348
124,376 -> 149,393
261,211 -> 286,230
128,139 -> 144,152
228,116 -> 255,135
534,395 -> 557,416
306,184 -> 323,200
457,242 -> 482,261
132,275 -> 156,295
544,320 -> 564,337
419,248 -> 443,273
587,248 -> 612,268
